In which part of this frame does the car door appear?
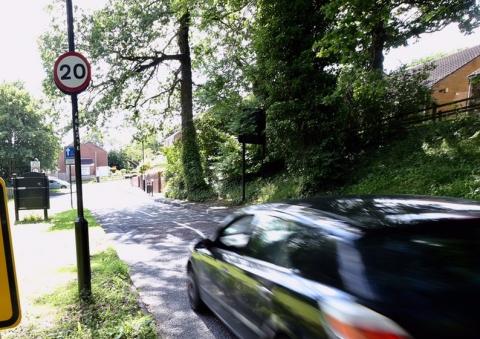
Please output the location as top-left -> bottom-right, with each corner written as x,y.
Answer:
221,213 -> 300,338
194,215 -> 255,334
49,179 -> 59,189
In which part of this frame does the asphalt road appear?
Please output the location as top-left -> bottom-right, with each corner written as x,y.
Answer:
82,180 -> 236,339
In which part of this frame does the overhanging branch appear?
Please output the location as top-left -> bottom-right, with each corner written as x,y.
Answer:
118,53 -> 182,72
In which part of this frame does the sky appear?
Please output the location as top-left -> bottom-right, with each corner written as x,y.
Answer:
0,1 -> 106,98
384,24 -> 480,71
1,2 -> 479,98
0,2 -> 479,149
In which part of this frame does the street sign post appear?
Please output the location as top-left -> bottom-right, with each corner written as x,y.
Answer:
65,146 -> 75,165
30,160 -> 40,172
0,178 -> 21,330
53,0 -> 91,299
65,146 -> 75,209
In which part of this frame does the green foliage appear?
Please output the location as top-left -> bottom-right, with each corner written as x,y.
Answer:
253,0 -> 340,192
0,82 -> 60,178
330,66 -> 431,152
15,214 -> 47,225
108,150 -> 129,170
181,123 -> 211,196
164,109 -> 271,201
193,1 -> 256,117
109,133 -> 162,171
195,113 -> 232,185
24,248 -> 157,339
164,142 -> 187,200
164,139 -> 214,201
139,163 -> 152,174
318,0 -> 480,70
49,209 -> 100,231
220,175 -> 303,205
341,117 -> 480,199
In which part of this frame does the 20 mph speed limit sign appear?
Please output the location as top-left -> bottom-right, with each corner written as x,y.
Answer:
54,51 -> 91,94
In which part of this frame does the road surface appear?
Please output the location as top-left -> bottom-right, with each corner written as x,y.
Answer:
82,180 -> 236,339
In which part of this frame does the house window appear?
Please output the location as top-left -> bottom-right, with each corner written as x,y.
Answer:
438,88 -> 448,94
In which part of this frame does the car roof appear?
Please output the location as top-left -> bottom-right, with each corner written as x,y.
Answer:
241,195 -> 480,236
49,177 -> 69,183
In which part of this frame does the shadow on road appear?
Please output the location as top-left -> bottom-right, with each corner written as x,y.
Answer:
94,202 -> 235,339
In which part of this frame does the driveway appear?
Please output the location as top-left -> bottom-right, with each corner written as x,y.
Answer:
83,180 -> 236,339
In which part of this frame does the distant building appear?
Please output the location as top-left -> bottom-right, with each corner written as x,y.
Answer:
163,130 -> 182,147
414,44 -> 480,107
57,142 -> 108,180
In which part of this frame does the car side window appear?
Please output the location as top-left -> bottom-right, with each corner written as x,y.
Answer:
288,228 -> 341,286
218,216 -> 254,249
246,214 -> 299,267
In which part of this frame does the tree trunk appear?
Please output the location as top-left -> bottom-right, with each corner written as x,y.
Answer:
178,11 -> 208,196
369,21 -> 386,72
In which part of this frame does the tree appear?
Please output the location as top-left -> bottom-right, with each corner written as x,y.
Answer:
193,0 -> 257,119
0,83 -> 59,178
108,149 -> 133,169
87,1 -> 211,197
253,0 -> 340,191
319,0 -> 480,71
39,0 -> 210,198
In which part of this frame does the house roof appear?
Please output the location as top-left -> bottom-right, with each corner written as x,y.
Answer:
412,44 -> 480,86
84,142 -> 107,152
64,142 -> 107,153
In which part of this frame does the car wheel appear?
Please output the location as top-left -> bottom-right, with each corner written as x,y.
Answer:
187,267 -> 207,313
61,185 -> 67,189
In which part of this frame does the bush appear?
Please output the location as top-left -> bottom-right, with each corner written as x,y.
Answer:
163,141 -> 215,201
340,117 -> 480,199
164,143 -> 188,200
139,163 -> 151,174
330,66 -> 431,153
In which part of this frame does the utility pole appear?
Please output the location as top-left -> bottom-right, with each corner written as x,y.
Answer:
66,0 -> 91,299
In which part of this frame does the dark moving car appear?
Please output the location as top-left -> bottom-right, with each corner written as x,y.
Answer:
186,196 -> 480,339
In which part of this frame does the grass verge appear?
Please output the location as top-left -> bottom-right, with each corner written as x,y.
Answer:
340,116 -> 480,198
9,248 -> 157,338
49,209 -> 100,231
15,214 -> 49,224
218,175 -> 303,205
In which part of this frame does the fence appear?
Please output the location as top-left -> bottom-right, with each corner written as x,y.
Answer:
130,171 -> 165,194
381,96 -> 480,128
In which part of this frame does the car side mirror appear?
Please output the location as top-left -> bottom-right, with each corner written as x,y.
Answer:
195,238 -> 213,249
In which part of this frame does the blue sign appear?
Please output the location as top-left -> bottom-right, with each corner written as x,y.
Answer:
65,146 -> 75,164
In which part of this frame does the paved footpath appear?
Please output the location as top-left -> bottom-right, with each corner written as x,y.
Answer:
83,180 -> 236,339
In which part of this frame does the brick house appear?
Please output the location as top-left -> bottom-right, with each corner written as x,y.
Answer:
417,44 -> 480,107
58,142 -> 108,179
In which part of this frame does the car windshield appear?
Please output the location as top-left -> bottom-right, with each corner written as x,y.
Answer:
351,225 -> 480,301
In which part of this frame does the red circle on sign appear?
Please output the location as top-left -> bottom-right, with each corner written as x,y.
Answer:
53,51 -> 91,95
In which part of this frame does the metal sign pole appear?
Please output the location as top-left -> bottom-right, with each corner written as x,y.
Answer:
66,0 -> 91,299
69,164 -> 73,209
242,142 -> 246,203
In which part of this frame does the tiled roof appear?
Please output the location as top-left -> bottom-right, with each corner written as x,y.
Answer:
412,44 -> 480,86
